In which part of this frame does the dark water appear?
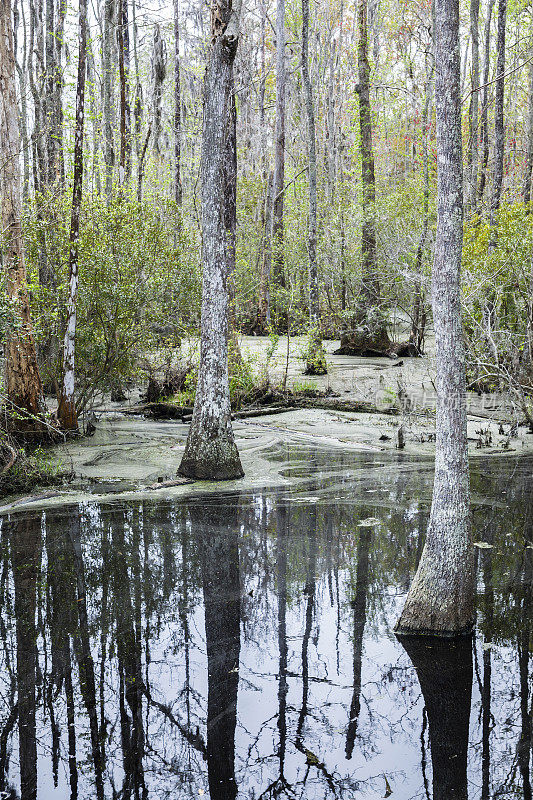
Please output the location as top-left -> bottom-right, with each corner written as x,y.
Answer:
0,443 -> 532,799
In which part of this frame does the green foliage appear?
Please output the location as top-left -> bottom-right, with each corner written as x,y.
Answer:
25,191 -> 200,405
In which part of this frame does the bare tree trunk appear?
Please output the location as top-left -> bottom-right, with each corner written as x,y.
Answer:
57,0 -> 87,431
489,0 -> 506,234
302,0 -> 326,375
337,0 -> 389,355
174,0 -> 182,205
1,0 -> 46,433
523,55 -> 533,204
178,0 -> 244,480
409,61 -> 434,355
13,0 -> 30,200
271,0 -> 286,314
396,0 -> 474,636
117,0 -> 131,189
151,22 -> 166,196
103,0 -> 114,198
466,0 -> 480,213
477,0 -> 495,206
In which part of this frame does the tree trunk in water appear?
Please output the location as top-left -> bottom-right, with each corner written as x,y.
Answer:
57,0 -> 87,431
178,0 -> 243,481
396,0 -> 474,636
197,503 -> 241,800
11,516 -> 40,800
1,0 -> 46,435
400,636 -> 473,799
301,0 -> 326,375
337,0 -> 389,355
466,0 -> 479,214
477,0 -> 495,206
174,0 -> 182,205
271,0 -> 286,315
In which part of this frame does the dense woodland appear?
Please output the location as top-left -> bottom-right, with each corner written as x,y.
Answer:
2,0 -> 533,420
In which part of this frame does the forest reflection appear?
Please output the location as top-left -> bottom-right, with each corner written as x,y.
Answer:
0,448 -> 532,799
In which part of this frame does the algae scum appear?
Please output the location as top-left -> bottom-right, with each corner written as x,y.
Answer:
0,444 -> 531,799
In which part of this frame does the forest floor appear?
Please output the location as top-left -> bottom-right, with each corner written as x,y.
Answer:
1,330 -> 532,514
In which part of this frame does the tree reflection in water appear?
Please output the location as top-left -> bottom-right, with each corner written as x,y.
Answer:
0,449 -> 530,798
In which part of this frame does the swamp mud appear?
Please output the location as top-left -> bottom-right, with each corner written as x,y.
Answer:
0,444 -> 531,798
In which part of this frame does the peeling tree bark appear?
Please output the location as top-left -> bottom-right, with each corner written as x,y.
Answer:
396,0 -> 474,636
57,0 -> 87,431
0,0 -> 46,435
178,0 -> 243,481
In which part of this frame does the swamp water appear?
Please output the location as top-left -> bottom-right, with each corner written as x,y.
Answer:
0,443 -> 532,799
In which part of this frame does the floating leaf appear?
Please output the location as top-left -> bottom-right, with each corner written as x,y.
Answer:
304,748 -> 320,766
473,541 -> 493,549
358,517 -> 381,527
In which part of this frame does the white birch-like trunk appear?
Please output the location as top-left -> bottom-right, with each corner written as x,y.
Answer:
396,0 -> 474,636
178,0 -> 243,481
57,0 -> 87,431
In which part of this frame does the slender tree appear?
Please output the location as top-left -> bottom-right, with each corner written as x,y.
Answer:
396,0 -> 474,635
466,0 -> 480,213
103,0 -> 115,198
489,0 -> 507,231
302,0 -> 327,375
271,0 -> 286,314
1,0 -> 46,434
178,0 -> 244,479
57,0 -> 88,430
477,0 -> 496,204
174,0 -> 182,205
337,0 -> 389,355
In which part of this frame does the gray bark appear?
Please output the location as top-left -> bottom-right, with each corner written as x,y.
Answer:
477,0 -> 495,205
178,0 -> 243,481
58,0 -> 88,431
466,0 -> 480,213
271,0 -> 286,304
103,0 -> 115,198
396,0 -> 474,636
489,0 -> 506,232
174,0 -> 182,205
151,24 -> 166,159
301,0 -> 326,375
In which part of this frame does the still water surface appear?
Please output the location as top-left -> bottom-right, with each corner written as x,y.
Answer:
0,444 -> 531,799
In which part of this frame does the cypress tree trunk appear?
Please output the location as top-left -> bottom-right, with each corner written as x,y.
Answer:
400,636 -> 473,799
1,0 -> 46,434
301,0 -> 326,375
57,0 -> 87,431
178,0 -> 244,481
396,0 -> 474,636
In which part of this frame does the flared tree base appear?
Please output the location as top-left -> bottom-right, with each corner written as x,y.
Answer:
178,429 -> 244,481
